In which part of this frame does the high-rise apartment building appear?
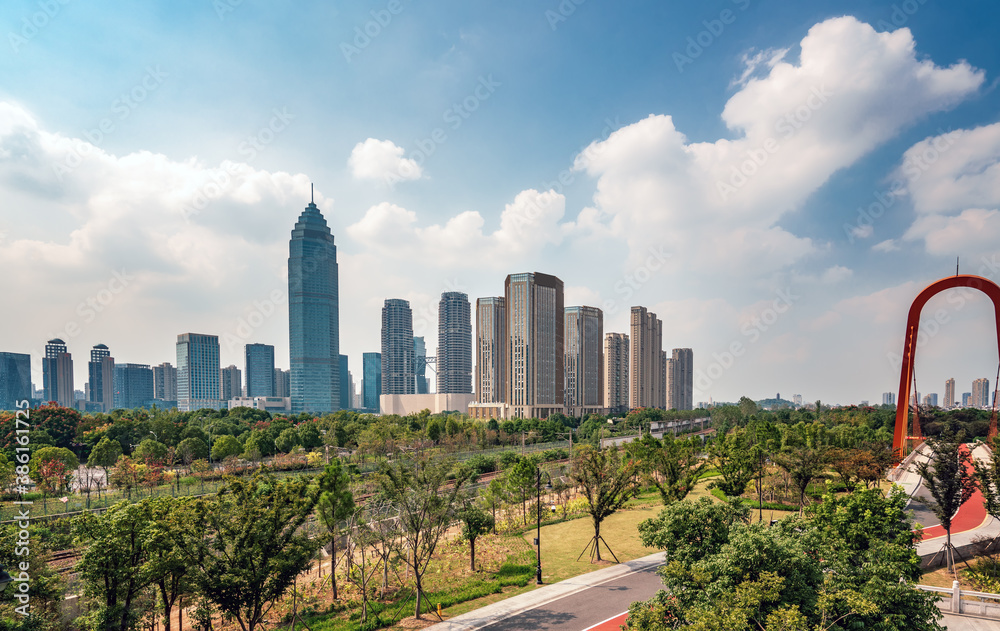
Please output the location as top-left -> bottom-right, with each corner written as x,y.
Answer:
43,339 -> 74,407
604,333 -> 629,414
176,333 -> 221,411
668,348 -> 694,410
153,362 -> 177,402
963,392 -> 972,407
339,354 -> 351,410
0,352 -> 31,411
363,352 -> 382,412
220,365 -> 241,401
244,344 -> 275,398
288,194 -> 340,414
505,272 -> 564,419
564,306 -> 603,413
381,299 -> 414,395
413,337 -> 428,394
273,368 -> 290,398
438,292 -> 472,394
882,392 -> 895,406
87,344 -> 115,412
630,307 -> 663,409
923,393 -> 938,407
476,297 -> 506,404
944,378 -> 956,409
113,364 -> 154,410
973,378 -> 991,408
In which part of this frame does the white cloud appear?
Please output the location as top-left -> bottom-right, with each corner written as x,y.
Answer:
821,265 -> 853,284
850,224 -> 874,239
347,138 -> 423,183
873,239 -> 899,252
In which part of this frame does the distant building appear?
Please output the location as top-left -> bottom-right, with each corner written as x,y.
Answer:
922,393 -> 938,407
177,333 -> 222,411
973,378 -> 990,408
363,352 -> 382,412
88,344 -> 113,412
339,354 -> 351,410
288,194 -> 340,414
273,368 -> 290,398
153,362 -> 177,402
630,307 -> 664,409
963,392 -> 972,407
505,272 -> 564,419
668,348 -> 694,410
228,396 -> 291,412
437,292 -> 472,394
944,378 -> 956,409
220,365 -> 241,401
382,393 -> 477,416
113,364 -> 154,410
475,297 -> 506,404
792,394 -> 803,407
413,337 -> 428,394
604,333 -> 629,414
564,306 -> 603,416
244,344 -> 275,398
0,352 -> 31,411
882,392 -> 896,406
382,299 -> 415,395
43,339 -> 74,407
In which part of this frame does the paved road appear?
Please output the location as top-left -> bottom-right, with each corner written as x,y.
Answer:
478,564 -> 663,631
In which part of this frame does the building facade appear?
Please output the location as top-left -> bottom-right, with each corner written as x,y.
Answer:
273,368 -> 290,398
381,299 -> 415,395
604,333 -> 629,414
176,333 -> 221,411
245,343 -> 275,398
413,337 -> 428,394
668,348 -> 694,410
220,365 -> 241,401
0,352 -> 31,411
113,363 -> 154,410
437,291 -> 473,394
43,339 -> 74,407
339,354 -> 351,410
88,344 -> 113,412
973,378 -> 991,408
476,297 -> 506,405
363,352 -> 382,412
505,272 -> 564,419
630,307 -> 664,409
882,391 -> 896,406
564,306 -> 603,415
153,362 -> 177,402
944,378 -> 956,409
288,195 -> 340,414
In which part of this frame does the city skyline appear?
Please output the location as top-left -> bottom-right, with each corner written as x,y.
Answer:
4,3 -> 1000,403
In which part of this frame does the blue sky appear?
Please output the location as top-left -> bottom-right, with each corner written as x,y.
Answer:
2,0 -> 1000,405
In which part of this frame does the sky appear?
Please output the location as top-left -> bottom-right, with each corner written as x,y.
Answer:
2,0 -> 1000,406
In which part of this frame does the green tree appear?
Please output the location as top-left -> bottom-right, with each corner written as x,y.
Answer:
647,435 -> 710,504
297,422 -> 322,449
479,477 -> 506,534
773,445 -> 829,515
914,430 -> 976,572
570,446 -> 639,562
211,434 -> 241,461
316,459 -> 355,601
426,418 -> 442,443
0,522 -> 65,629
242,429 -> 275,458
133,438 -> 168,463
176,437 -> 209,465
505,457 -> 537,524
174,473 -> 320,631
146,497 -> 194,631
29,446 -> 78,494
708,428 -> 758,498
379,456 -> 469,619
458,504 -> 495,571
88,436 -> 123,486
274,428 -> 300,454
637,497 -> 749,566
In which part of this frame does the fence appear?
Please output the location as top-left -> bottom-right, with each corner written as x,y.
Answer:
917,582 -> 1000,618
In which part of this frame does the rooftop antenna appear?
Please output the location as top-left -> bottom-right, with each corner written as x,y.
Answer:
956,256 -> 960,276
311,183 -> 314,204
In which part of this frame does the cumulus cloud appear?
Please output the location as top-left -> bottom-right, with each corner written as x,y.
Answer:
347,138 -> 423,183
873,239 -> 900,252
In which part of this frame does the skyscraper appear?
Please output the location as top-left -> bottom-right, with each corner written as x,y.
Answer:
339,354 -> 351,409
413,337 -> 428,394
288,193 -> 340,414
43,339 -> 74,407
669,348 -> 694,411
944,378 -> 956,409
88,344 -> 114,412
604,333 -> 629,414
973,378 -> 990,408
381,299 -> 414,395
245,343 -> 275,398
113,364 -> 154,410
273,368 -> 290,398
630,307 -> 663,409
0,352 -> 31,411
220,365 -> 241,401
363,352 -> 382,412
564,306 -> 603,412
153,362 -> 177,402
882,392 -> 895,406
476,297 -> 506,404
963,392 -> 973,407
437,292 -> 473,394
505,272 -> 564,419
176,333 -> 221,411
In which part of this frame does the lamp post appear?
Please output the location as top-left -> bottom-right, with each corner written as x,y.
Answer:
534,467 -> 552,585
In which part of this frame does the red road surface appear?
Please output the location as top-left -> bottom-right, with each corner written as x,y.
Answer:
918,444 -> 988,541
584,612 -> 628,630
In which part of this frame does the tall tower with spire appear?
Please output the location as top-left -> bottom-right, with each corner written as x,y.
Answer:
288,189 -> 340,414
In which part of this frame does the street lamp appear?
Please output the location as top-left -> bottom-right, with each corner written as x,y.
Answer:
0,565 -> 12,593
535,467 -> 553,585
